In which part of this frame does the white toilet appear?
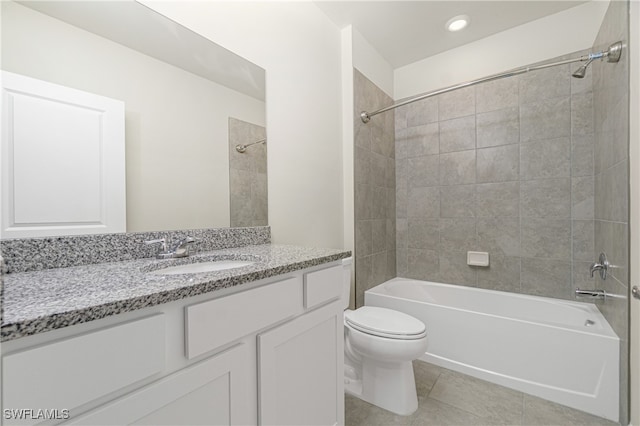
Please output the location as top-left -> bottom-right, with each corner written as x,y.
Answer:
341,258 -> 428,415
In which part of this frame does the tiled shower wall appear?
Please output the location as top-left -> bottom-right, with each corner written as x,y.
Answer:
229,117 -> 268,227
354,69 -> 396,307
394,52 -> 597,300
591,1 -> 630,423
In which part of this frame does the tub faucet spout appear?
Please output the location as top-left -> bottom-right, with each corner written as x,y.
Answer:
575,288 -> 606,300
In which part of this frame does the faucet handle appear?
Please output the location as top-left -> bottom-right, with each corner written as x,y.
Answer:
145,238 -> 167,252
171,236 -> 199,257
590,252 -> 609,280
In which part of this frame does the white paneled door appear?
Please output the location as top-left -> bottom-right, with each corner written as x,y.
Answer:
1,71 -> 125,238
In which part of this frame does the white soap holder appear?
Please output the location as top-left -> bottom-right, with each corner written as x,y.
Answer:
467,251 -> 489,267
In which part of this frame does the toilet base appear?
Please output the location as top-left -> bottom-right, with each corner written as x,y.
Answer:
345,358 -> 418,416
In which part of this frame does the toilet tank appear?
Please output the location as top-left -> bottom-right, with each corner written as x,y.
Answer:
341,257 -> 353,310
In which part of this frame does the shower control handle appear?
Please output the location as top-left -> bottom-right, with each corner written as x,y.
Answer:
589,252 -> 609,280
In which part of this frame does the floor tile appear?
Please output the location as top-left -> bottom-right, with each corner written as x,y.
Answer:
428,369 -> 524,425
410,397 -> 484,426
522,394 -> 618,426
345,361 -> 619,426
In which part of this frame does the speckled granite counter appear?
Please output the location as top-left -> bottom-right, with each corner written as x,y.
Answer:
1,244 -> 351,342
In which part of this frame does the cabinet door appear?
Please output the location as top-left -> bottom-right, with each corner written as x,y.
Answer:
258,302 -> 344,426
67,343 -> 254,426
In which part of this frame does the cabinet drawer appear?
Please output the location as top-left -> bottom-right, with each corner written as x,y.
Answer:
304,265 -> 343,309
2,315 -> 165,416
185,277 -> 301,359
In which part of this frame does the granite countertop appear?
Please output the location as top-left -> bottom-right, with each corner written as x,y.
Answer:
1,244 -> 351,342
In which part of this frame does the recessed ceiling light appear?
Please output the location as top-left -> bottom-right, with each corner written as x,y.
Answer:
446,15 -> 470,32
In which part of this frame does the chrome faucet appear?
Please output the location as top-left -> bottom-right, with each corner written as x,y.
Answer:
575,288 -> 607,301
145,236 -> 197,259
589,252 -> 609,280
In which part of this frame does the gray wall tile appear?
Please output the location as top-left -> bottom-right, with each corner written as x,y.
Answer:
438,86 -> 475,121
406,123 -> 439,157
372,251 -> 388,286
407,248 -> 440,281
521,218 -> 571,259
476,107 -> 519,149
477,218 -> 520,256
477,256 -> 521,293
354,69 -> 396,309
520,178 -> 571,218
521,258 -> 571,299
476,182 -> 520,217
372,186 -> 387,219
355,146 -> 371,185
394,105 -> 407,130
439,115 -> 476,153
439,150 -> 476,185
355,219 -> 372,258
594,160 -> 629,222
354,255 -> 372,307
519,65 -> 570,104
573,261 -> 596,292
440,218 -> 477,253
571,92 -> 594,136
595,220 -> 628,286
370,152 -> 387,188
591,9 -> 630,419
477,145 -> 519,183
408,155 -> 440,187
396,248 -> 408,276
396,218 -> 408,249
571,134 -> 595,178
520,137 -> 571,180
572,176 -> 595,220
371,219 -> 387,254
407,186 -> 440,218
407,97 -> 438,127
408,218 -> 440,250
440,185 -> 475,218
439,252 -> 477,286
476,77 -> 519,113
520,96 -> 571,142
572,220 -> 595,262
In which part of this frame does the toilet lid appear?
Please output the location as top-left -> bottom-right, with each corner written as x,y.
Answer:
345,307 -> 426,340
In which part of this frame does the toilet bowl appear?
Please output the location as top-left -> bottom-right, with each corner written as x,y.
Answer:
341,259 -> 428,416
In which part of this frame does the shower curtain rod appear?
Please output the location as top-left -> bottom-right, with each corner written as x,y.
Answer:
360,41 -> 623,123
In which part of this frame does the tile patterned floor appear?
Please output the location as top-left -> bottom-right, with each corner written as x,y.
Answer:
345,361 -> 619,426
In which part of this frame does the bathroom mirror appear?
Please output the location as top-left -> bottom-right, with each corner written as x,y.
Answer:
1,0 -> 266,234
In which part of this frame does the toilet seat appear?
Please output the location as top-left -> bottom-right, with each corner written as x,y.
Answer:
345,306 -> 427,340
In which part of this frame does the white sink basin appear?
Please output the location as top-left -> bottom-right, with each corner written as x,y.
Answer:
148,260 -> 254,275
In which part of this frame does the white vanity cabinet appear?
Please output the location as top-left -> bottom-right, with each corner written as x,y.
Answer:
0,262 -> 345,426
66,342 -> 253,426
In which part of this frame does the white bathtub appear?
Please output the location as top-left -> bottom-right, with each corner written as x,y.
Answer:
365,278 -> 620,422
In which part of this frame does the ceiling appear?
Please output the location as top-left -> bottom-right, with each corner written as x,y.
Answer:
314,1 -> 588,68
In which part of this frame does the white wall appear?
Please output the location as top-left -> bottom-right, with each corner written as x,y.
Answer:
143,1 -> 344,249
2,1 -> 265,232
395,1 -> 610,99
352,28 -> 394,98
341,26 -> 356,306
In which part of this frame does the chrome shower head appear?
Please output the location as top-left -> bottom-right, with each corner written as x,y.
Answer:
572,58 -> 593,79
571,41 -> 623,79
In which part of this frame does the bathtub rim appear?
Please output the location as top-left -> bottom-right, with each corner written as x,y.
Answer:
365,277 -> 619,340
